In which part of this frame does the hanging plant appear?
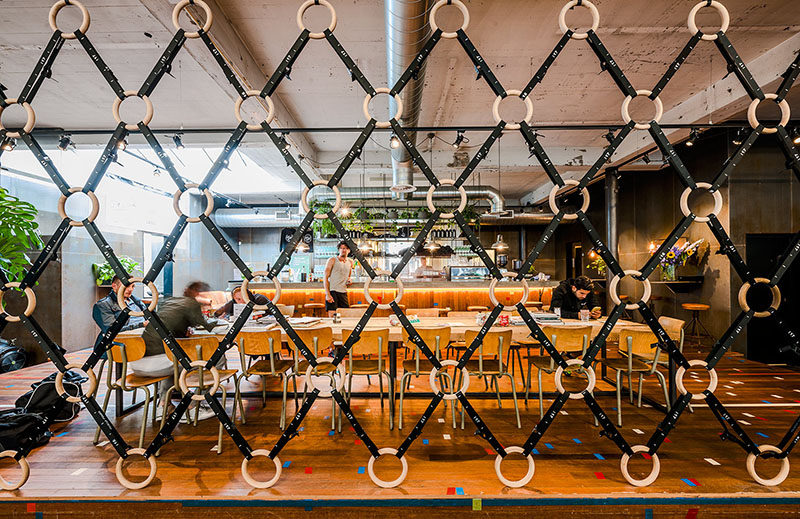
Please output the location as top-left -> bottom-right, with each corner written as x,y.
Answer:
309,200 -> 337,237
92,256 -> 142,286
461,203 -> 481,227
0,187 -> 44,282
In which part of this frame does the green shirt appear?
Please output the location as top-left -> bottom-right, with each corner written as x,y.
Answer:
142,296 -> 217,356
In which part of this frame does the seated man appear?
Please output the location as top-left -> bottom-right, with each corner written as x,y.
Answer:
134,281 -> 222,421
213,285 -> 269,318
550,275 -> 602,319
92,276 -> 149,351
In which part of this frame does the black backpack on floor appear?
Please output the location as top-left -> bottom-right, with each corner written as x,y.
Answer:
0,408 -> 51,453
0,338 -> 26,373
14,370 -> 87,423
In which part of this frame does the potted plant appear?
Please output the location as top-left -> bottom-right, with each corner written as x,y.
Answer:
92,256 -> 141,286
0,187 -> 44,282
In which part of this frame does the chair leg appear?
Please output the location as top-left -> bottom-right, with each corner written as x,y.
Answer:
537,369 -> 544,418
93,384 -> 113,445
235,375 -> 246,425
379,372 -> 384,410
292,374 -> 299,410
138,385 -> 151,449
280,374 -> 289,430
217,386 -> 227,455
399,373 -> 409,429
525,360 -> 533,404
637,373 -> 644,408
493,375 -> 503,408
616,369 -> 623,427
505,374 -> 521,429
654,371 -> 671,412
262,375 -> 267,407
628,371 -> 634,404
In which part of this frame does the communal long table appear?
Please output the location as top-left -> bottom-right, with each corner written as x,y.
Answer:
119,316 -> 649,425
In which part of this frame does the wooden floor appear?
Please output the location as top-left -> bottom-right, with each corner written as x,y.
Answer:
2,341 -> 800,517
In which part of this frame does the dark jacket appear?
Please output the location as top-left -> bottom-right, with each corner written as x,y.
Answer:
550,278 -> 597,319
92,292 -> 147,347
141,296 -> 217,356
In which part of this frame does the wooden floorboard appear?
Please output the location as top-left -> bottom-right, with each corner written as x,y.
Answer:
1,345 -> 799,517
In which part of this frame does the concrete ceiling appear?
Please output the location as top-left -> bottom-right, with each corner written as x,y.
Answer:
1,0 -> 798,204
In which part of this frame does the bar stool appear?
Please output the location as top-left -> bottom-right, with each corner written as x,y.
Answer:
682,303 -> 712,344
304,302 -> 325,317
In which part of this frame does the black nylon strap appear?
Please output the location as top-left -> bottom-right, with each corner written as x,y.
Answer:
82,393 -> 131,457
775,415 -> 800,457
457,393 -> 507,456
388,118 -> 439,185
199,215 -> 253,277
707,215 -> 751,282
584,392 -> 632,455
199,31 -> 247,99
327,120 -> 376,186
646,394 -> 692,452
516,214 -> 562,282
333,302 -> 378,365
198,122 -> 248,190
204,392 -> 254,457
705,310 -> 754,369
710,127 -> 760,191
139,30 -> 186,97
268,211 -> 316,278
578,122 -> 635,190
139,125 -> 187,190
19,32 -> 65,103
20,315 -> 68,372
585,31 -> 636,97
20,218 -> 72,289
775,126 -> 800,180
649,123 -> 696,189
82,311 -> 130,370
331,389 -> 380,457
324,30 -> 375,96
770,231 -> 800,286
261,30 -> 311,97
396,393 -> 444,457
142,308 -> 194,372
456,29 -> 505,97
83,124 -> 128,193
454,123 -> 505,188
454,212 -> 502,279
390,29 -> 442,95
83,221 -> 130,281
269,389 -> 320,458
390,301 -> 443,369
328,214 -> 377,279
650,33 -> 702,98
522,32 -> 572,97
206,303 -> 254,367
18,134 -> 72,196
706,391 -> 760,455
714,33 -> 765,100
637,303 -> 689,369
391,214 -> 439,279
576,211 -> 624,278
639,216 -> 695,279
519,122 -> 564,186
582,303 -> 626,366
522,393 -> 570,455
75,30 -> 126,98
267,301 -> 317,365
775,52 -> 800,102
143,217 -> 188,284
515,305 -> 568,369
144,393 -> 195,457
262,122 -> 315,189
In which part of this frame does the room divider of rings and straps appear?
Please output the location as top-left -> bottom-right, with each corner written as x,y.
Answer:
0,0 -> 799,492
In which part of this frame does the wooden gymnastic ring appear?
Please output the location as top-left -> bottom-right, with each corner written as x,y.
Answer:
172,0 -> 213,39
747,94 -> 791,135
115,448 -> 157,490
363,87 -> 403,129
49,0 -> 91,39
367,447 -> 408,488
241,449 -> 282,488
621,89 -> 663,131
495,446 -> 535,488
112,90 -> 154,131
674,359 -> 718,401
0,282 -> 36,323
558,0 -> 600,40
429,360 -> 468,401
304,356 -> 344,398
429,0 -> 469,39
492,89 -> 534,130
620,445 -> 660,487
548,180 -> 590,221
554,359 -> 595,399
489,272 -> 529,310
364,270 -> 403,310
172,183 -> 214,223
738,277 -> 781,318
608,269 -> 651,311
300,180 -> 341,220
679,182 -> 723,224
426,179 -> 467,219
0,98 -> 35,138
234,90 -> 275,131
117,277 -> 158,317
241,270 -> 281,310
296,0 -> 337,39
746,444 -> 790,487
179,361 -> 221,401
55,363 -> 97,403
0,450 -> 30,491
687,0 -> 730,41
57,187 -> 100,227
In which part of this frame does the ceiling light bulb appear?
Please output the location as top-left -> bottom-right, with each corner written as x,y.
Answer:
491,234 -> 509,251
389,135 -> 401,149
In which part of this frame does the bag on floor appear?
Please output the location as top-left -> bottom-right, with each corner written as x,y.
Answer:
0,408 -> 52,452
14,370 -> 87,423
0,338 -> 26,373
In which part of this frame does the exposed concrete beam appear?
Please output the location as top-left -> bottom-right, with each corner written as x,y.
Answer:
520,171 -> 586,207
611,32 -> 800,165
138,0 -> 318,171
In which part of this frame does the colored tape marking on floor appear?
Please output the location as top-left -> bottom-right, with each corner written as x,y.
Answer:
573,438 -> 582,444
355,439 -> 361,445
681,478 -> 697,487
633,428 -> 644,434
545,443 -> 553,449
704,458 -> 720,466
594,472 -> 605,479
743,412 -> 755,418
686,508 -> 699,519
739,420 -> 751,425
423,439 -> 429,445
443,434 -> 451,440
283,461 -> 292,468
305,467 -> 313,474
357,467 -> 365,474
27,503 -> 35,513
644,509 -> 653,519
594,453 -> 605,460
560,410 -> 568,415
756,432 -> 769,438
456,487 -> 464,495
438,418 -> 445,423
532,448 -> 540,455
446,487 -> 456,495
70,468 -> 88,476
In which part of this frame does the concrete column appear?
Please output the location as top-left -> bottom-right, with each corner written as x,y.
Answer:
605,169 -> 619,311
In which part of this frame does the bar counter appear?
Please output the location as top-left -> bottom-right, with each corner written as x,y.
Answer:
240,279 -> 559,313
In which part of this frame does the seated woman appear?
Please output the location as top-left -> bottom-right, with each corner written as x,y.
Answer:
213,285 -> 269,318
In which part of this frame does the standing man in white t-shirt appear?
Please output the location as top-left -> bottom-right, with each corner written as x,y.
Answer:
324,241 -> 354,317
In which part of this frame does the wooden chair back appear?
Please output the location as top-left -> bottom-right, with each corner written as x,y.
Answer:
446,311 -> 479,320
343,328 -> 389,357
239,328 -> 283,356
406,308 -> 441,317
401,326 -> 452,362
338,308 -> 366,318
541,325 -> 591,354
290,326 -> 334,356
164,336 -> 220,362
618,327 -> 661,371
464,328 -> 512,374
109,336 -> 147,364
275,304 -> 295,317
658,316 -> 685,351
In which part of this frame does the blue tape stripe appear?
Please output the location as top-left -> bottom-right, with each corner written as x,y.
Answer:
283,461 -> 291,468
545,443 -> 553,449
573,438 -> 582,444
644,509 -> 653,519
532,448 -> 540,455
681,478 -> 697,487
757,432 -> 769,438
423,439 -> 429,445
594,453 -> 605,460
357,467 -> 365,474
456,488 -> 464,495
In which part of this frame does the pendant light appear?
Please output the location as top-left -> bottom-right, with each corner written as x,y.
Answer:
491,234 -> 509,251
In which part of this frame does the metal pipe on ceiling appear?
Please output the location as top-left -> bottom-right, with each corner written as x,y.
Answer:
385,0 -> 432,199
304,185 -> 505,213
